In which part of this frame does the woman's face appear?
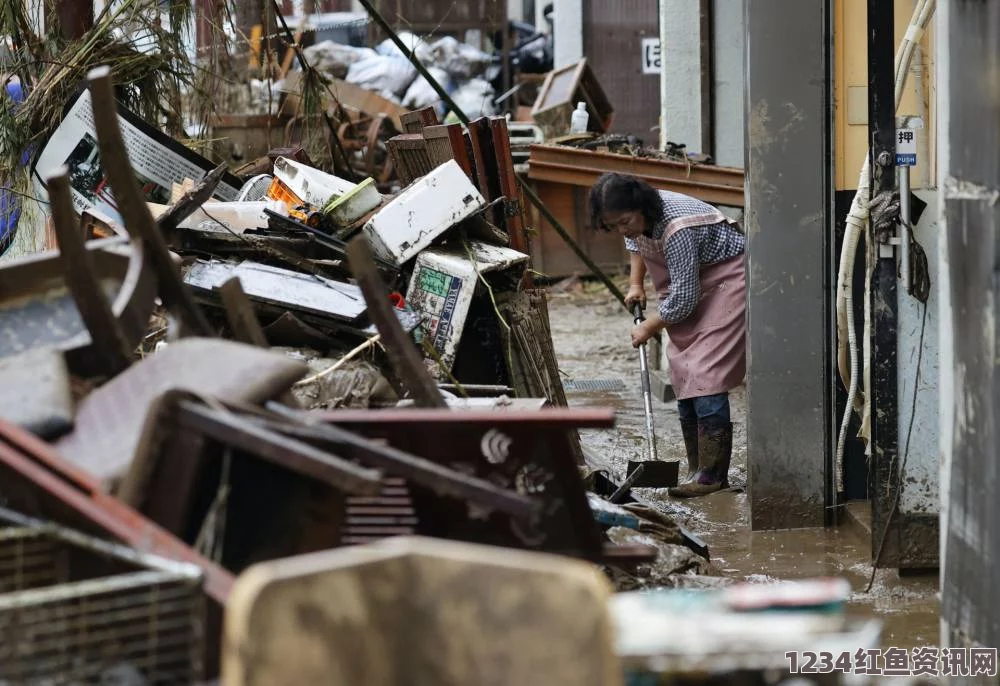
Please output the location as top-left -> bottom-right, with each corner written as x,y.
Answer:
602,210 -> 645,238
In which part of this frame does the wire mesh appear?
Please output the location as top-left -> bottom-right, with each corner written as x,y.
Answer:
563,378 -> 627,393
0,527 -> 205,685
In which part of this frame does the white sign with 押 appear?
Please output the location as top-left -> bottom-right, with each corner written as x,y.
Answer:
895,127 -> 917,166
641,38 -> 661,75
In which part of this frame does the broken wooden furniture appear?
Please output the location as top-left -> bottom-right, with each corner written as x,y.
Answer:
116,391 -> 539,575
53,338 -> 309,487
530,58 -> 614,139
300,407 -> 638,564
223,537 -> 622,686
386,114 -> 530,260
116,392 -> 387,575
0,235 -> 157,376
88,66 -> 216,337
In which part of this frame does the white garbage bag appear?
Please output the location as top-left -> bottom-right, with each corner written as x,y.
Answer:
376,32 -> 434,64
449,78 -> 496,120
303,40 -> 377,79
401,67 -> 453,109
429,36 -> 493,81
346,55 -> 418,97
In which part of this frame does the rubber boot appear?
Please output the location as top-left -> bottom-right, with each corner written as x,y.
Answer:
680,422 -> 699,476
668,423 -> 733,498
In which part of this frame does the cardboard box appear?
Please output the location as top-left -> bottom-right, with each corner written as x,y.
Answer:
406,241 -> 529,378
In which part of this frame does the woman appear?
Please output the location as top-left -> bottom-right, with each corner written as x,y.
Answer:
588,172 -> 747,498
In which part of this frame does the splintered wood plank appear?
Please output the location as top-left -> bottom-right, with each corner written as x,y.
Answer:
400,107 -> 439,134
46,170 -> 133,374
488,116 -> 529,257
218,277 -> 270,347
386,134 -> 435,186
346,236 -> 446,409
498,289 -> 583,464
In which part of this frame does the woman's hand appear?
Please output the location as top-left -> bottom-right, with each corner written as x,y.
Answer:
625,284 -> 646,309
631,318 -> 659,348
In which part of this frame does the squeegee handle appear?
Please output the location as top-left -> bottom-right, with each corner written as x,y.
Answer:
632,302 -> 645,325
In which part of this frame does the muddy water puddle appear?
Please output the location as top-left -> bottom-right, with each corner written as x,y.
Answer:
548,288 -> 941,650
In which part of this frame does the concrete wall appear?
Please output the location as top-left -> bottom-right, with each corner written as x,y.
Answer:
745,0 -> 830,531
897,191 -> 939,516
553,0 -> 583,68
935,0 -> 952,635
659,0 -> 709,154
710,0 -> 745,169
833,0 -> 937,191
939,0 -> 1000,659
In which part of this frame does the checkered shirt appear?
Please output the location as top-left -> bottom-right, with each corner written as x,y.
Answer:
625,190 -> 745,324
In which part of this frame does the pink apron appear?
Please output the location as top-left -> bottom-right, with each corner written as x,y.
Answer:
630,217 -> 747,400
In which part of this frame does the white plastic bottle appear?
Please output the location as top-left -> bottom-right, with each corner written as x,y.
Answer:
570,102 -> 590,133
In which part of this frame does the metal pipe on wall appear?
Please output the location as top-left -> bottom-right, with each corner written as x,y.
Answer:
867,0 -> 901,568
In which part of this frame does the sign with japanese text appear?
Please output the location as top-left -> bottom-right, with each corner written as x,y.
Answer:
642,38 -> 661,75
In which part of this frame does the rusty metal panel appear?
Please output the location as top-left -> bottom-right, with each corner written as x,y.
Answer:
582,0 -> 660,140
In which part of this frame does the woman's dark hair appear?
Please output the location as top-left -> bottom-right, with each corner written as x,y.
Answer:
588,172 -> 664,236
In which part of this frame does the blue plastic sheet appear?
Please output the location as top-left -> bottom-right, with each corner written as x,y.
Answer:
1,80 -> 28,255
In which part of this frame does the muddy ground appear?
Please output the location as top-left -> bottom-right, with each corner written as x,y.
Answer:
547,281 -> 940,651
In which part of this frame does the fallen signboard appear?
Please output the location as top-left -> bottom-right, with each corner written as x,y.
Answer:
31,89 -> 244,227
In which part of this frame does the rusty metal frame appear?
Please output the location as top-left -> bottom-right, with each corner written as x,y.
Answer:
336,114 -> 395,185
527,144 -> 746,208
0,418 -> 233,604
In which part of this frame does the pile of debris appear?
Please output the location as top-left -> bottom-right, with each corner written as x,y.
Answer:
0,64 -> 709,681
303,31 -> 498,120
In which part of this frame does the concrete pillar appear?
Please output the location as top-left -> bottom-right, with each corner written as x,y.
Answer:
744,0 -> 831,530
553,0 -> 583,68
711,0 -> 745,169
659,0 -> 710,154
939,0 -> 1000,658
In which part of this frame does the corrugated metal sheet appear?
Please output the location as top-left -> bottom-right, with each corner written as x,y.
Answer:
581,0 -> 660,140
941,0 -> 1000,659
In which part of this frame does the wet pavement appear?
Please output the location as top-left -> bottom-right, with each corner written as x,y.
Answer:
547,284 -> 940,651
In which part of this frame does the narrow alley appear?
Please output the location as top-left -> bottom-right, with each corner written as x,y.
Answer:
548,281 -> 940,652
